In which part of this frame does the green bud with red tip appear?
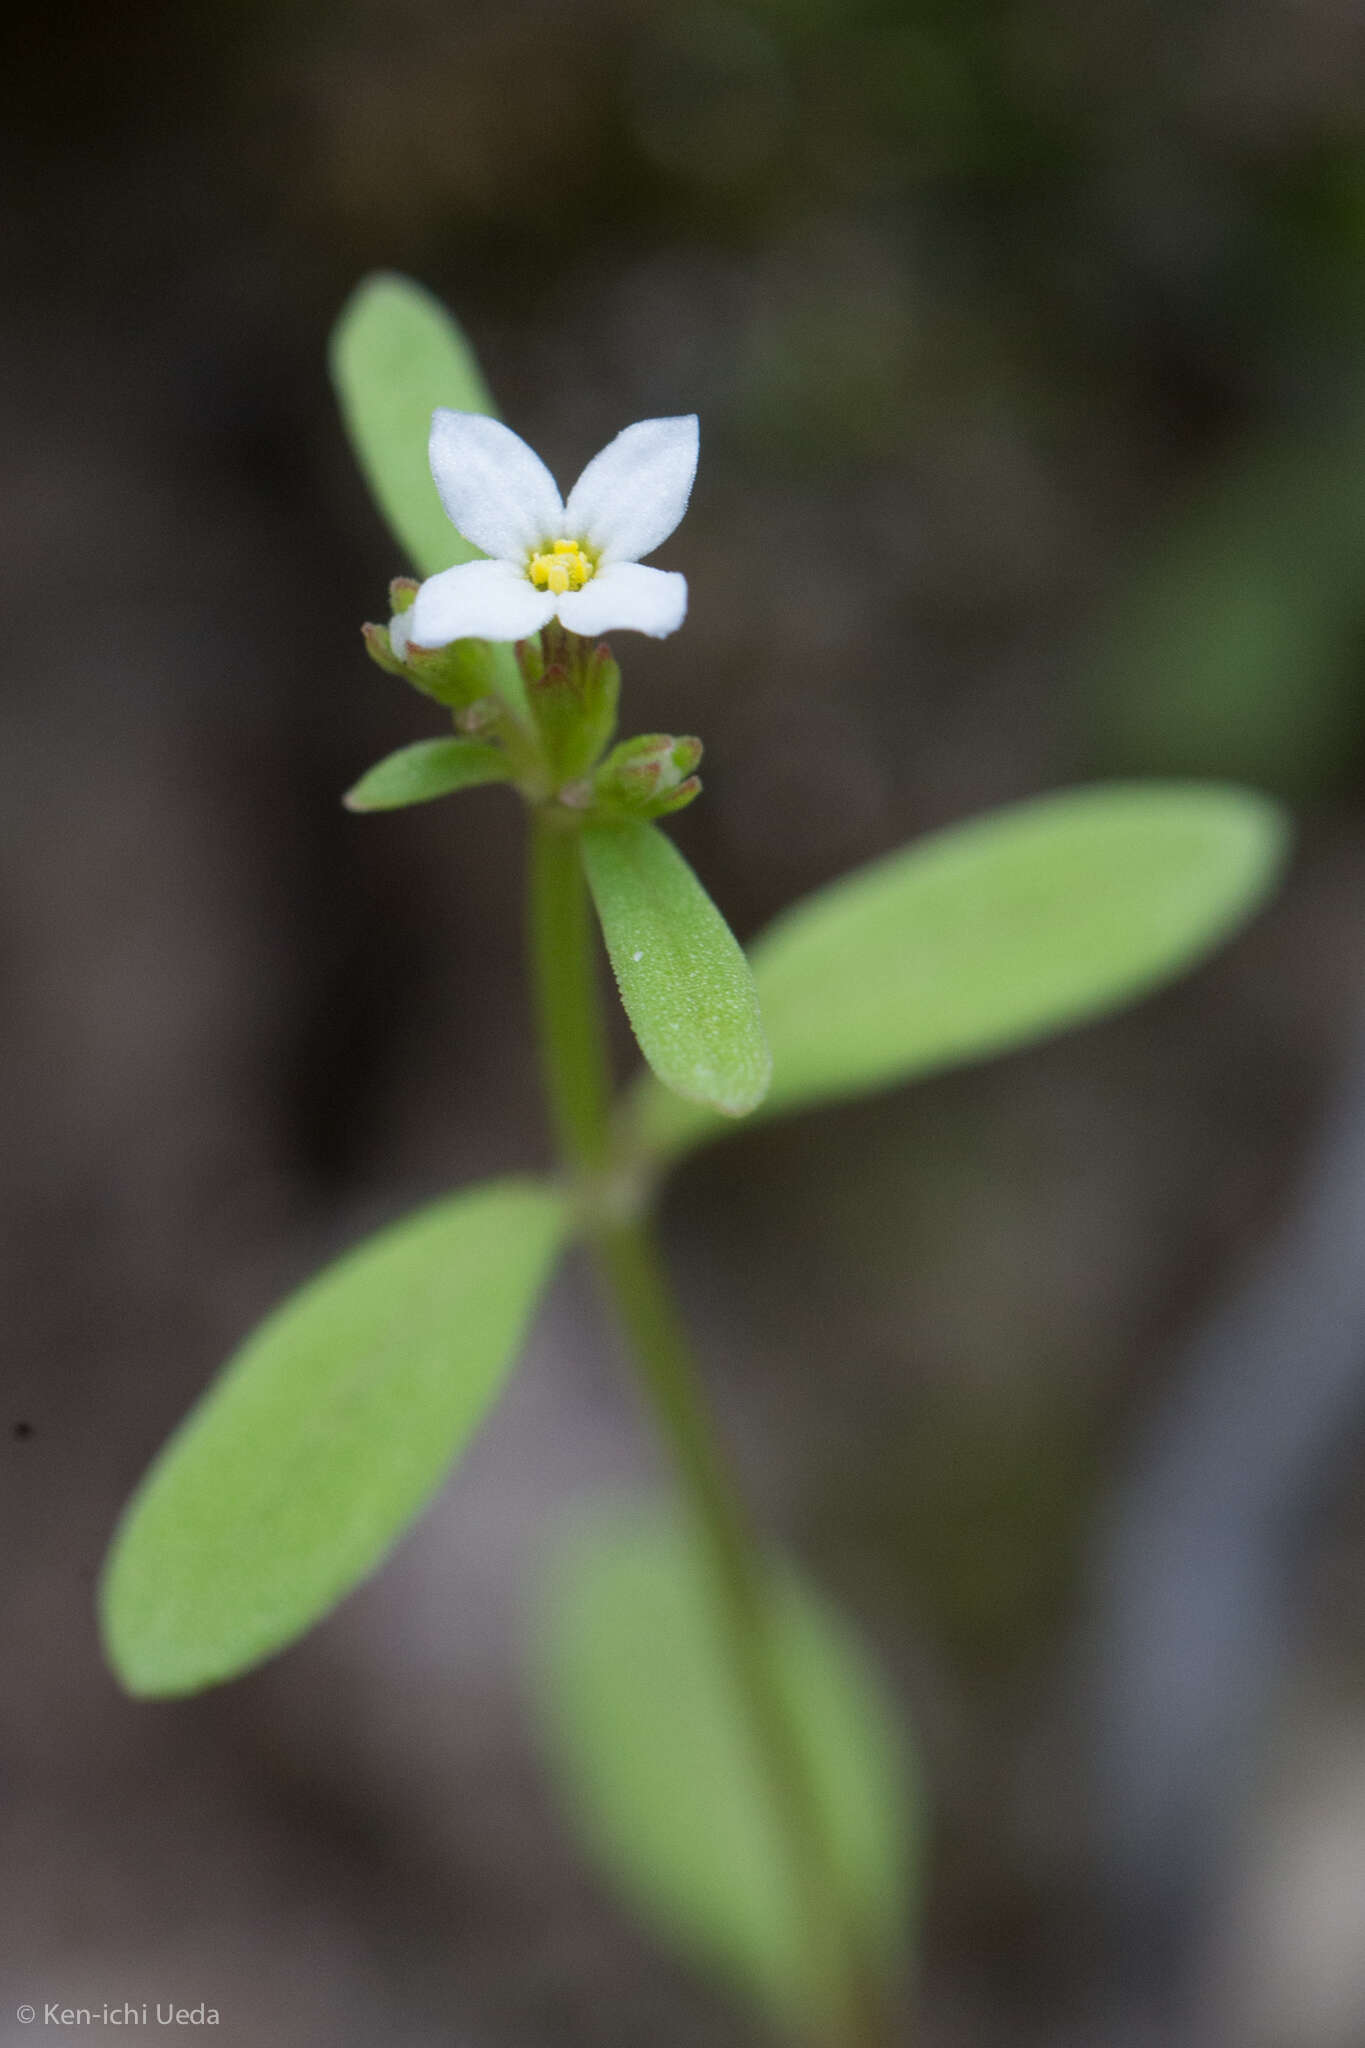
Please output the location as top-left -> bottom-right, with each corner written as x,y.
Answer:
593,733 -> 703,819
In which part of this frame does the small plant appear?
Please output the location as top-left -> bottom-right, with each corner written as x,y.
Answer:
99,274 -> 1288,2047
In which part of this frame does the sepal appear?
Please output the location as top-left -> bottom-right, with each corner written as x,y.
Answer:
528,640 -> 623,786
364,580 -> 507,711
402,635 -> 505,710
580,643 -> 622,776
528,659 -> 582,781
361,618 -> 409,679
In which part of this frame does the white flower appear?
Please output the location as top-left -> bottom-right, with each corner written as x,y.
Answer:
408,412 -> 698,648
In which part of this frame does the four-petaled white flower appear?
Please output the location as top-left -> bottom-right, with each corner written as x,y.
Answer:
406,411 -> 699,650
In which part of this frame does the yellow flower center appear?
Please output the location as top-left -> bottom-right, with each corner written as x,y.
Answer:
528,538 -> 596,596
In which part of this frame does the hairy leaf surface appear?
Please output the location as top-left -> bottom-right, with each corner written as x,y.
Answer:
583,821 -> 771,1117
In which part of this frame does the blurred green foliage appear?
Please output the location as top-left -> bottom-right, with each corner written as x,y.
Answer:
1080,404 -> 1365,796
537,1508 -> 919,2033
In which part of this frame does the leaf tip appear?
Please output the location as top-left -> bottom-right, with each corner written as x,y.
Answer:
711,1045 -> 774,1120
96,1570 -> 167,1701
328,268 -> 431,367
663,1034 -> 772,1120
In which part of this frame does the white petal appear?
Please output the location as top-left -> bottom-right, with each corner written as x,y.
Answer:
388,610 -> 412,661
563,415 -> 698,564
409,560 -> 557,646
428,411 -> 564,562
555,562 -> 688,639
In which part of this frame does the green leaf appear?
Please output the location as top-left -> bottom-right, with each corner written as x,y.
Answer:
631,782 -> 1288,1160
534,1510 -> 919,2031
329,271 -> 496,580
344,737 -> 512,812
101,1178 -> 568,1698
330,272 -> 528,719
581,821 -> 771,1118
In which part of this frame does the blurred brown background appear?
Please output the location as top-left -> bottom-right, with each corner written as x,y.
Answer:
7,1 -> 1365,2042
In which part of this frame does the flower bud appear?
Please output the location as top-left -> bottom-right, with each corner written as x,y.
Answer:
593,733 -> 704,818
642,773 -> 702,818
362,593 -> 505,709
361,619 -> 410,678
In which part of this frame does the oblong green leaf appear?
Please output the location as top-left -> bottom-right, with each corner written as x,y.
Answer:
101,1178 -> 567,1697
330,272 -> 528,717
632,782 -> 1288,1159
343,736 -> 512,812
582,821 -> 771,1117
329,271 -> 496,579
535,1510 -> 919,2032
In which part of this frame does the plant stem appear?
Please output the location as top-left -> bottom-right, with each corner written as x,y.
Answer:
526,808 -> 888,2048
528,809 -> 613,1176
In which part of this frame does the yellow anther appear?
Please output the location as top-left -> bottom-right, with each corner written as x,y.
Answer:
528,539 -> 596,593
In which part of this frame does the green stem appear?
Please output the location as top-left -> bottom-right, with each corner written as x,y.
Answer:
592,1214 -> 874,2044
527,806 -> 888,2048
528,809 -> 613,1175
